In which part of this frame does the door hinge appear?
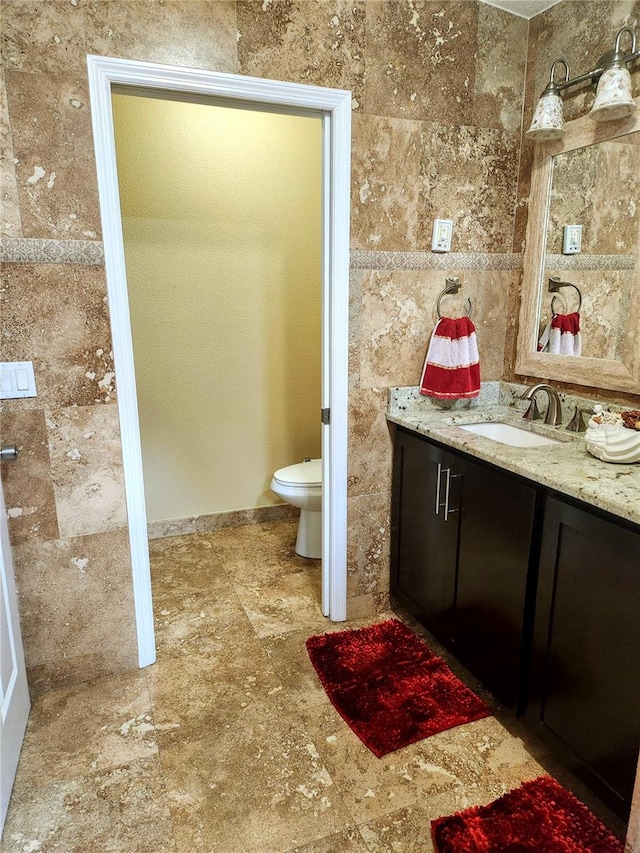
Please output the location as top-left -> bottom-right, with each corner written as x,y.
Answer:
321,408 -> 330,425
0,444 -> 19,462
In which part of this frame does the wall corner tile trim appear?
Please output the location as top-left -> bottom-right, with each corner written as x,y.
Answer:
350,251 -> 524,271
0,237 -> 104,265
1,237 -> 524,274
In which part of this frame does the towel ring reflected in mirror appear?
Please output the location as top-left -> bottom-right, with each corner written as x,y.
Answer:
436,276 -> 473,319
548,276 -> 582,315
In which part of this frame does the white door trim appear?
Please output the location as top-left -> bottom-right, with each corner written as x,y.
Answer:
0,478 -> 31,834
87,55 -> 350,665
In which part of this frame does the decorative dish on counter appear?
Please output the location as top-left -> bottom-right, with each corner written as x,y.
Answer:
585,406 -> 640,463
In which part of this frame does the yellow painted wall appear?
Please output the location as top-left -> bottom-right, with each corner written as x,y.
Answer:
112,94 -> 322,521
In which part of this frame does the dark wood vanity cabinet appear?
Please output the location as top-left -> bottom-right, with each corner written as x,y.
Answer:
527,497 -> 640,818
391,426 -> 640,820
390,430 -> 459,638
452,455 -> 540,710
390,427 -> 539,708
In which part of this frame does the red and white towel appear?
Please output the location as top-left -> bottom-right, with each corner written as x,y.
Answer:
538,312 -> 581,356
419,316 -> 481,400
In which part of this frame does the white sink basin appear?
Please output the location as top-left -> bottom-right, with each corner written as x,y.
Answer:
459,421 -> 562,448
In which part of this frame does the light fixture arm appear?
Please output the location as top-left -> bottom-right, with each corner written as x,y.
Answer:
542,25 -> 640,98
615,26 -> 637,58
540,58 -> 570,96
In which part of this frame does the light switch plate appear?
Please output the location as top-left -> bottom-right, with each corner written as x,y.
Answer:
432,219 -> 453,253
0,361 -> 37,399
563,224 -> 582,254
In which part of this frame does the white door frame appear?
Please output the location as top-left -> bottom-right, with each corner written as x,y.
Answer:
0,478 -> 31,834
87,56 -> 350,666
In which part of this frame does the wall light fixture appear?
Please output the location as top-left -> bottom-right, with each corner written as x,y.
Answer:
526,25 -> 639,141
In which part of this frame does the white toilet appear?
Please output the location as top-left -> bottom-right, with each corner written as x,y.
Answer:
270,458 -> 322,559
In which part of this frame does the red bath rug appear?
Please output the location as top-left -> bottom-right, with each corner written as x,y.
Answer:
305,619 -> 490,757
431,775 -> 624,853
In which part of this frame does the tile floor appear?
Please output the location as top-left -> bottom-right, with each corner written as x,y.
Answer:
1,520 -> 626,851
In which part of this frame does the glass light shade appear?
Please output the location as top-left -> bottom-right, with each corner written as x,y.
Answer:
589,65 -> 637,122
525,91 -> 565,141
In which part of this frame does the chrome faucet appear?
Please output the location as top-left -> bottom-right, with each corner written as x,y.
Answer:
520,383 -> 563,426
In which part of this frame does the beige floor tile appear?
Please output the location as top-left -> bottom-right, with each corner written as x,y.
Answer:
300,702 -> 507,826
233,566 -> 328,638
261,629 -> 333,712
213,522 -> 320,588
150,537 -> 228,610
147,621 -> 288,747
150,531 -> 227,582
205,518 -> 299,567
287,826 -> 371,852
12,670 -> 155,791
149,529 -> 225,575
152,566 -> 249,658
159,709 -> 353,853
0,756 -> 176,853
227,547 -> 320,588
459,715 -> 548,788
153,602 -> 247,660
357,804 -> 437,853
299,702 -> 421,823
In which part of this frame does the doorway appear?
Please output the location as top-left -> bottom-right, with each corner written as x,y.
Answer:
87,56 -> 351,667
111,95 -> 323,531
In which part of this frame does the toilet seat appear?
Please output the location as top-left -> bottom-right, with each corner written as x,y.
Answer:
272,459 -> 321,488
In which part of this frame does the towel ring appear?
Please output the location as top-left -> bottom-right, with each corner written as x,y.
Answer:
548,276 -> 582,315
436,277 -> 472,319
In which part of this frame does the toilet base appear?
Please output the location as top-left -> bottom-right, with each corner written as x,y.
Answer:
296,509 -> 322,559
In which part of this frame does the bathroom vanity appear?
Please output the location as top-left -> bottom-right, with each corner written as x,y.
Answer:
391,428 -> 539,711
387,384 -> 640,821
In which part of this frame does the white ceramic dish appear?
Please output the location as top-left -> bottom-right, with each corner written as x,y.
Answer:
585,422 -> 640,463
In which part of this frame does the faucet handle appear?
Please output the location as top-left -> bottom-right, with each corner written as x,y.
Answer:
565,405 -> 594,433
522,398 -> 543,421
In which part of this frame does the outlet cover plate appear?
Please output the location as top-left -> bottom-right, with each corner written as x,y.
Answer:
563,224 -> 582,255
0,361 -> 37,399
432,219 -> 453,253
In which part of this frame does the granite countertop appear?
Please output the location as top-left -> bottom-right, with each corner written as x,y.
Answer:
387,382 -> 640,528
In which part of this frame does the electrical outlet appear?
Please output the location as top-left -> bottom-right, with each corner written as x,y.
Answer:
563,224 -> 582,254
432,219 -> 453,253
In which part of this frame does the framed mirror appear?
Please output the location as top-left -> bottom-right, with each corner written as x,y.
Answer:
516,95 -> 640,394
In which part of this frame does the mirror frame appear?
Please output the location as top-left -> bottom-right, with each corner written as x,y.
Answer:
516,95 -> 640,394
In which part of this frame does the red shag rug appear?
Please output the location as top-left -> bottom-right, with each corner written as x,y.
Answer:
305,619 -> 490,757
431,775 -> 625,853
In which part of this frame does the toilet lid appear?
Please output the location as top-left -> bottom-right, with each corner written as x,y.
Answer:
273,459 -> 321,487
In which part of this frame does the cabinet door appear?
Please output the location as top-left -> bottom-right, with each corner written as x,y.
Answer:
391,430 -> 459,637
529,497 -> 640,818
452,457 -> 538,708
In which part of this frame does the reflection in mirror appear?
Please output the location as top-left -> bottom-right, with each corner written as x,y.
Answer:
516,94 -> 640,394
538,132 -> 640,360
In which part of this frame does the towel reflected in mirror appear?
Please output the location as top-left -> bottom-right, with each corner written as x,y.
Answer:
538,312 -> 582,356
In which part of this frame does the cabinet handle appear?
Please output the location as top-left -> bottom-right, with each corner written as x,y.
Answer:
444,472 -> 462,521
444,468 -> 451,521
436,464 -> 461,520
436,463 -> 451,517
